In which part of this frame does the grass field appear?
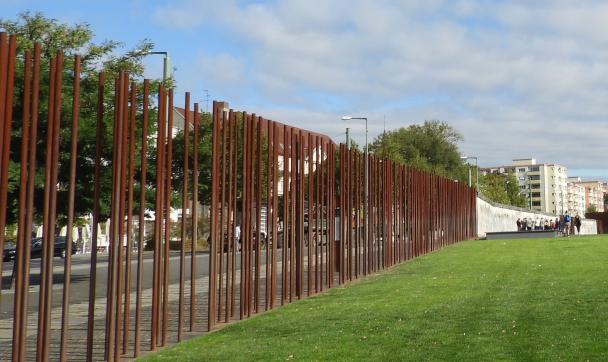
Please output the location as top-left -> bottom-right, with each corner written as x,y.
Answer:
140,235 -> 608,361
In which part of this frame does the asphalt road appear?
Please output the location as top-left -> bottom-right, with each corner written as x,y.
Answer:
0,250 -> 212,318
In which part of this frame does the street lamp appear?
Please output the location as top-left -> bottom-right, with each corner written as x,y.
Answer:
145,51 -> 172,82
460,156 -> 478,189
342,116 -> 368,258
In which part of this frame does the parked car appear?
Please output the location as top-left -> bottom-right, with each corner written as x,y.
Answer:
2,237 -> 76,262
2,241 -> 16,262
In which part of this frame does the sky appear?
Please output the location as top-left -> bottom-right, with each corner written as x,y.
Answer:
1,0 -> 607,180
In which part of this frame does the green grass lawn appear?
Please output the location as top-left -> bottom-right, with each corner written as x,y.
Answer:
140,235 -> 608,361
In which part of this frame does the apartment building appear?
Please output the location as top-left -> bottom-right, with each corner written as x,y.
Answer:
480,158 -> 568,214
573,180 -> 605,213
566,177 -> 586,217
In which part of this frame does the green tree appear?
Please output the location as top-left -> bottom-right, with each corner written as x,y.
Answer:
505,173 -> 528,208
586,205 -> 597,214
368,121 -> 468,183
478,172 -> 528,208
1,11 -> 161,227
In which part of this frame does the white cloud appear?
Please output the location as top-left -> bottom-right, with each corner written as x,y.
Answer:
153,0 -> 210,29
154,0 -> 608,171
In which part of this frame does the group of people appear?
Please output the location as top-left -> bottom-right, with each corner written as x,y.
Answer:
516,213 -> 583,237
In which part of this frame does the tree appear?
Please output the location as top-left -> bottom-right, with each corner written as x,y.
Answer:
586,205 -> 597,214
1,11 -> 161,228
478,172 -> 528,208
505,172 -> 528,208
369,121 -> 468,183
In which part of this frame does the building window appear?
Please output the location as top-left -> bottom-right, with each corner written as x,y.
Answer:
532,192 -> 541,198
518,168 -> 526,172
532,201 -> 541,206
530,175 -> 540,180
531,167 -> 539,172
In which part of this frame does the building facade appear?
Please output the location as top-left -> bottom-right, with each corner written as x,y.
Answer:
567,177 -> 586,217
573,180 -> 605,213
480,158 -> 568,214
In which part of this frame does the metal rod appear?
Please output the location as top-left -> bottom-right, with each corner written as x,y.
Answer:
134,79 -> 150,357
162,88 -> 174,346
12,49 -> 32,362
190,102 -> 199,331
178,92 -> 190,341
59,54 -> 80,362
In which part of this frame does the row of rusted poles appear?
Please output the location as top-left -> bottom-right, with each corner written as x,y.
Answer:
333,147 -> 478,285
208,111 -> 347,328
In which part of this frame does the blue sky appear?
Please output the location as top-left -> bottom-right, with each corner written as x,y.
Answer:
2,0 -> 607,180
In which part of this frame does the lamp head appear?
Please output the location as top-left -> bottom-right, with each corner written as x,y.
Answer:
341,116 -> 352,120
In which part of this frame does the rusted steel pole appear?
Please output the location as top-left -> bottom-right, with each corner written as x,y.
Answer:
238,112 -> 248,319
208,101 -> 220,330
151,84 -> 165,350
0,34 -> 16,301
105,74 -> 120,359
255,116 -> 262,312
12,49 -> 32,362
85,71 -> 104,362
162,88 -> 174,346
230,109 -> 238,318
114,71 -> 130,361
59,54 -> 81,362
327,143 -> 334,289
37,53 -> 57,362
318,136 -> 323,293
178,92 -> 190,341
190,102 -> 199,331
36,52 -> 62,362
217,110 -> 226,322
225,109 -> 234,323
247,114 -> 256,315
281,125 -> 289,305
307,133 -> 313,296
320,139 -> 325,291
122,80 -> 137,355
265,120 -> 272,311
16,43 -> 39,361
338,144 -> 344,285
296,131 -> 304,298
271,122 -> 279,308
134,79 -> 150,357
289,129 -> 296,302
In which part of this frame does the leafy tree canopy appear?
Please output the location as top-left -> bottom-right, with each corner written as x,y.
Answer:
1,11 -> 161,228
369,120 -> 468,183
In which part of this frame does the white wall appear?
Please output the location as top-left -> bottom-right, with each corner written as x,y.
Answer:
477,196 -> 597,238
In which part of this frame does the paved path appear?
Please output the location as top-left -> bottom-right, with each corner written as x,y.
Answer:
0,248 -> 339,360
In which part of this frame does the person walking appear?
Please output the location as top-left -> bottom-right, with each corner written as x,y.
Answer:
574,215 -> 582,235
517,218 -> 522,231
526,217 -> 533,231
563,213 -> 572,237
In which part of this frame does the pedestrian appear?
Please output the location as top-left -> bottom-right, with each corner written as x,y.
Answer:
534,217 -> 541,230
526,217 -> 533,231
575,215 -> 582,235
563,213 -> 572,237
544,219 -> 549,230
516,218 -> 522,231
235,224 -> 241,251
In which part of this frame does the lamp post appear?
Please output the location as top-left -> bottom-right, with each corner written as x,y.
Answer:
460,156 -> 478,189
342,116 -> 368,259
146,51 -> 172,82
